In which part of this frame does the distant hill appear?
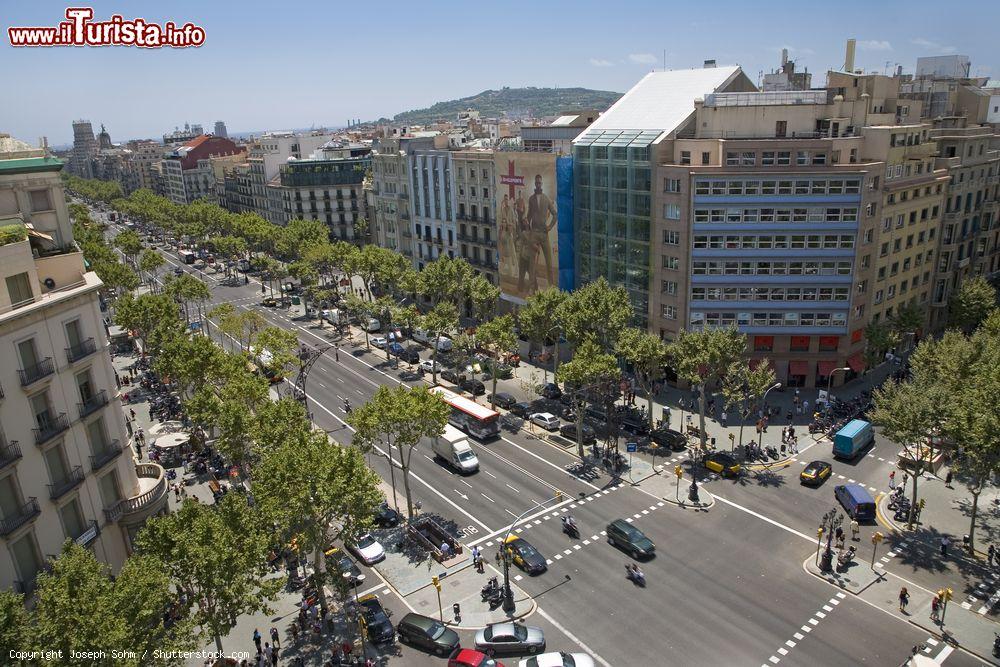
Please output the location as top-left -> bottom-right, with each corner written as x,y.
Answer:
386,87 -> 621,125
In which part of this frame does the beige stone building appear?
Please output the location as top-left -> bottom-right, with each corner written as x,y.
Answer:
0,139 -> 167,596
452,150 -> 499,285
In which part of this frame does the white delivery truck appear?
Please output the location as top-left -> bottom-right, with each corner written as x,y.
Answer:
430,424 -> 479,473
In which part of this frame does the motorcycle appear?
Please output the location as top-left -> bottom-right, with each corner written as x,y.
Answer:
561,517 -> 579,538
480,577 -> 500,602
837,546 -> 857,569
625,563 -> 645,587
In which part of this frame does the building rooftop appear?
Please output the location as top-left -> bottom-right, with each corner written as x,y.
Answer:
0,156 -> 64,174
582,66 -> 742,135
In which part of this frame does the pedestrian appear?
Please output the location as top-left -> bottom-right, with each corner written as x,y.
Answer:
253,628 -> 262,653
290,620 -> 299,643
495,550 -> 501,566
270,647 -> 278,667
270,626 -> 280,649
835,526 -> 845,549
441,541 -> 451,559
889,470 -> 896,490
850,518 -> 860,541
930,594 -> 941,621
129,408 -> 136,421
989,544 -> 996,567
263,643 -> 272,665
335,344 -> 339,362
173,484 -> 181,501
802,399 -> 809,415
720,411 -> 727,427
945,470 -> 953,488
899,587 -> 910,612
940,536 -> 950,557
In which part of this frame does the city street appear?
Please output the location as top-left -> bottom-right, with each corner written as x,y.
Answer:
102,210 -> 997,665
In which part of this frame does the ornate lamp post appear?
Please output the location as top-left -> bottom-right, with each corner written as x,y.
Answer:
819,508 -> 843,572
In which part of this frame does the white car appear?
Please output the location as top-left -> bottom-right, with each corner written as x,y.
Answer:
519,652 -> 595,667
419,359 -> 438,373
529,412 -> 560,431
349,533 -> 385,565
371,336 -> 388,349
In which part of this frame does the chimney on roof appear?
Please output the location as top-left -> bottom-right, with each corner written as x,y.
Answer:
703,59 -> 717,68
844,38 -> 856,73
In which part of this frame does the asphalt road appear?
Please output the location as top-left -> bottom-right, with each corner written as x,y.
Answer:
95,207 -> 991,666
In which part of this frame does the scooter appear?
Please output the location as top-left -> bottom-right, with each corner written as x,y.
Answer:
480,577 -> 500,602
561,517 -> 579,538
837,546 -> 857,569
625,563 -> 646,587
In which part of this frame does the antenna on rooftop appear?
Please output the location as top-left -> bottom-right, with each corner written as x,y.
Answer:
663,49 -> 666,71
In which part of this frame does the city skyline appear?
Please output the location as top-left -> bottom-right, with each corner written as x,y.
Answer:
2,0 -> 998,145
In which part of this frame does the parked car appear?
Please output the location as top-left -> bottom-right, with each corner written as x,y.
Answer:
396,613 -> 461,656
371,336 -> 388,349
537,383 -> 562,400
559,423 -> 596,444
366,318 -> 382,332
442,369 -> 462,384
419,359 -> 439,374
518,653 -> 594,667
606,519 -> 656,559
450,649 -> 505,667
648,428 -> 687,451
324,547 -> 364,585
373,502 -> 401,528
474,622 -> 546,656
489,392 -> 517,409
435,336 -> 454,352
349,533 -> 385,565
510,402 -> 532,418
358,594 -> 395,644
461,378 -> 486,395
529,412 -> 560,431
398,346 -> 422,364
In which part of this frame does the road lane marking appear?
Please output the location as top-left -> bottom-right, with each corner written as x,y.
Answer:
535,606 -> 612,667
481,493 -> 494,503
506,483 -> 520,493
712,494 -> 814,541
483,470 -> 497,478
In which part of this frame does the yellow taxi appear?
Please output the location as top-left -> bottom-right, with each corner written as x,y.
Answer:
503,535 -> 547,574
702,451 -> 741,477
800,460 -> 833,486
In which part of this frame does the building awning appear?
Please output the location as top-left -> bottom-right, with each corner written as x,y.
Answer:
818,360 -> 838,377
788,360 -> 809,376
847,353 -> 866,373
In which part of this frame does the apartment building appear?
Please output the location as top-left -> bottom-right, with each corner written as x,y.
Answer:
160,135 -> 245,205
124,139 -> 164,192
0,139 -> 168,596
370,135 -> 432,260
409,148 -> 456,269
453,151 -> 499,285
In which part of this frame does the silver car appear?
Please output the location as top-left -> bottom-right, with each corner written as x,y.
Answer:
529,412 -> 560,431
474,622 -> 546,656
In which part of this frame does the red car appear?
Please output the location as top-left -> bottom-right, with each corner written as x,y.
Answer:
449,648 -> 505,667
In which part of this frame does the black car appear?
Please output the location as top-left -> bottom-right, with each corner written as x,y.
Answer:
173,267 -> 184,276
324,547 -> 364,584
373,502 -> 401,528
649,428 -> 687,451
461,378 -> 486,395
442,369 -> 462,384
358,595 -> 395,644
606,519 -> 656,559
510,402 -> 533,418
396,613 -> 460,656
489,392 -> 517,409
399,346 -> 422,364
538,383 -> 562,400
504,536 -> 547,574
560,422 -> 596,444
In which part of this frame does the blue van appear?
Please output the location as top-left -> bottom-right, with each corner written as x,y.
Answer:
832,419 -> 874,459
835,484 -> 876,521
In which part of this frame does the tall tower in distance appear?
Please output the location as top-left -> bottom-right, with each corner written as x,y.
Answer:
214,120 -> 228,138
70,119 -> 97,178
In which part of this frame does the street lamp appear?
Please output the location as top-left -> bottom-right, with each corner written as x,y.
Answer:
819,508 -> 843,572
500,492 -> 563,613
344,571 -> 366,659
826,367 -> 851,406
761,382 -> 782,414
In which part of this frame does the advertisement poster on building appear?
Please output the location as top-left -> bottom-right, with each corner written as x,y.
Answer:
495,152 -> 560,302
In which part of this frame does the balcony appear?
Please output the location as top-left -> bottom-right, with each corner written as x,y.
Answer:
78,390 -> 109,419
73,519 -> 100,548
33,413 -> 69,446
18,357 -> 54,386
48,465 -> 85,500
0,439 -> 22,470
103,463 -> 168,523
65,338 -> 97,363
0,497 -> 40,536
89,439 -> 123,471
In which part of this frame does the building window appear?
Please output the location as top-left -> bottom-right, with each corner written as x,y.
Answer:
664,178 -> 681,193
818,336 -> 839,352
662,280 -> 678,295
680,151 -> 691,165
663,230 -> 680,245
663,203 -> 680,220
29,189 -> 52,212
726,152 -> 739,166
5,272 -> 33,307
754,336 -> 774,352
701,152 -> 711,165
775,121 -> 787,138
661,305 -> 677,320
790,335 -> 810,352
662,256 -> 679,270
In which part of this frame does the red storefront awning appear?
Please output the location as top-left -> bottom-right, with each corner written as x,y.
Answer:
817,360 -> 838,376
847,353 -> 866,373
788,360 -> 809,376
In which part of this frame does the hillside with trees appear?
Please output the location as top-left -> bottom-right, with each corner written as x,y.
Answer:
385,86 -> 621,125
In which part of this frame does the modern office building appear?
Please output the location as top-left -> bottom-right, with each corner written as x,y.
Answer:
69,120 -> 98,179
214,121 -> 229,139
370,135 -> 433,260
0,138 -> 168,596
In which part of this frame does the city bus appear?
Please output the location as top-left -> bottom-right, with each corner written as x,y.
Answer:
179,249 -> 196,264
430,386 -> 500,440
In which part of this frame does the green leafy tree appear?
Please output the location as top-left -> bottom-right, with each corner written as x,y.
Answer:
0,589 -> 28,656
556,277 -> 632,353
254,326 -> 300,379
556,339 -> 619,458
135,493 -> 281,653
948,276 -> 998,333
254,423 -> 382,612
138,249 -> 165,291
890,301 -> 925,342
863,319 -> 901,370
422,302 -> 459,384
617,328 -> 668,428
721,361 -> 778,450
519,287 -> 568,381
467,274 -> 500,323
113,229 -> 143,264
669,326 -> 747,450
348,386 -> 449,521
477,314 -> 519,409
163,273 -> 211,325
28,542 -> 195,665
344,293 -> 376,349
114,292 -> 185,355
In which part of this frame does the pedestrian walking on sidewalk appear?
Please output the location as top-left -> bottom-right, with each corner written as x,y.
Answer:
850,518 -> 860,541
988,544 -> 996,567
945,470 -> 953,488
899,587 -> 910,612
253,628 -> 262,653
270,626 -> 280,649
889,470 -> 896,490
940,536 -> 950,557
129,408 -> 136,421
720,411 -> 727,427
930,594 -> 941,621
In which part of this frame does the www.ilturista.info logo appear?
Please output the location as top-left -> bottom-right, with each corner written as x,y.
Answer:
7,7 -> 205,48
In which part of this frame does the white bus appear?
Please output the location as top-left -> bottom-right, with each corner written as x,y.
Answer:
430,386 -> 500,440
179,250 -> 196,264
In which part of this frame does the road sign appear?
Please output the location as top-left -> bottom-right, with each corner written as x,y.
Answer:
626,442 -> 637,453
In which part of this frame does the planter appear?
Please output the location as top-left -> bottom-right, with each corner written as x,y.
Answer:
407,516 -> 462,562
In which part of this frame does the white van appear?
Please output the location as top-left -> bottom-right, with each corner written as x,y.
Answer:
430,425 -> 479,473
435,336 -> 453,352
413,329 -> 432,344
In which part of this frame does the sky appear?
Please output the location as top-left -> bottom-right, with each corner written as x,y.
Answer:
2,0 -> 999,147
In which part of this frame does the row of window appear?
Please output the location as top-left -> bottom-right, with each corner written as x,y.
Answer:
692,234 -> 855,250
691,311 -> 849,328
694,178 -> 862,197
575,145 -> 650,162
694,207 -> 859,224
691,286 -> 851,302
724,150 -> 831,167
689,260 -> 853,276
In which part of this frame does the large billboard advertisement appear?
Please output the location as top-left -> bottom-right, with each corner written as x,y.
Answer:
495,152 -> 560,303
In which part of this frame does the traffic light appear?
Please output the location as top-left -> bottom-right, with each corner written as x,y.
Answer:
872,531 -> 884,545
674,465 -> 683,478
555,490 -> 563,502
432,576 -> 441,591
918,498 -> 926,509
728,433 -> 735,442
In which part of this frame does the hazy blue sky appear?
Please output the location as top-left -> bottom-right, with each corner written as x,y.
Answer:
3,0 -> 998,146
